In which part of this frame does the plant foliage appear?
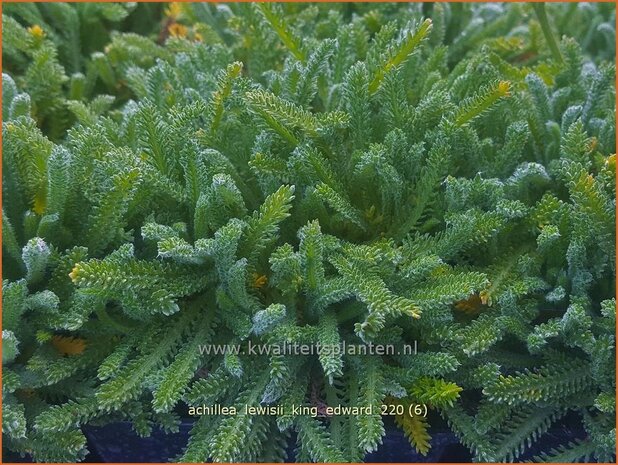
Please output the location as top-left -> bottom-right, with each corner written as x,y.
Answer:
2,2 -> 616,463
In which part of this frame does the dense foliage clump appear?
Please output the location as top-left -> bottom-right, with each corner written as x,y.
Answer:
2,2 -> 616,462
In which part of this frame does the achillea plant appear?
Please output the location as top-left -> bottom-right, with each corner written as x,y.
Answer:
2,2 -> 616,463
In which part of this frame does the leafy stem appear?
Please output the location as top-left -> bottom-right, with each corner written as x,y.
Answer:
533,3 -> 564,64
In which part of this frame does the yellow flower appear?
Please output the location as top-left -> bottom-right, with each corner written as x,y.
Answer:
497,80 -> 511,97
51,335 -> 87,356
164,2 -> 184,19
27,24 -> 45,40
251,273 -> 268,289
168,23 -> 188,39
479,289 -> 492,306
454,294 -> 485,315
69,264 -> 81,283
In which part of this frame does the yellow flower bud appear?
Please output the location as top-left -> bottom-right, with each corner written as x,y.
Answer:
168,23 -> 188,39
27,24 -> 45,40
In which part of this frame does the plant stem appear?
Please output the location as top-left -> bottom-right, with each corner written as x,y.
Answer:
533,3 -> 564,64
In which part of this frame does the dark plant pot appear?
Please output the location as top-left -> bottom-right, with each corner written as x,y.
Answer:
82,412 -> 592,463
83,418 -> 468,463
4,414 -> 590,463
